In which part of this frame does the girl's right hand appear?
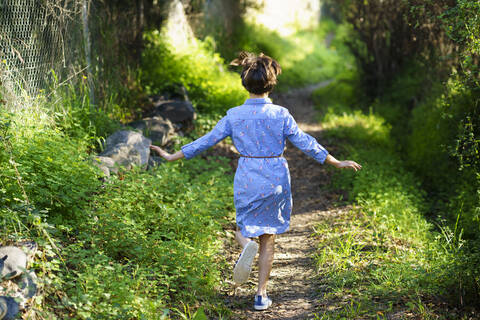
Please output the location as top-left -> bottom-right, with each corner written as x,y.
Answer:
149,145 -> 185,162
150,145 -> 171,160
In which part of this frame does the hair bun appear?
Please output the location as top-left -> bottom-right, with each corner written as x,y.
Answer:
229,51 -> 255,67
230,51 -> 282,94
230,51 -> 281,77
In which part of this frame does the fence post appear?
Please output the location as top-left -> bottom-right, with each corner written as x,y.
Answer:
82,0 -> 95,110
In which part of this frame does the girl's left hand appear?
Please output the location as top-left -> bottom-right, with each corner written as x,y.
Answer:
336,160 -> 362,171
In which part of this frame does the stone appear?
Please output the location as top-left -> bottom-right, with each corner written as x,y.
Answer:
91,156 -> 118,177
149,85 -> 189,103
128,117 -> 175,146
18,270 -> 37,299
0,247 -> 27,280
147,154 -> 165,169
99,131 -> 151,169
147,100 -> 196,132
16,242 -> 37,260
0,296 -> 19,320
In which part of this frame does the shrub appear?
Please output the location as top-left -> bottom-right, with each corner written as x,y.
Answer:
0,97 -> 102,220
55,154 -> 234,319
406,79 -> 480,237
314,70 -> 480,312
141,30 -> 248,115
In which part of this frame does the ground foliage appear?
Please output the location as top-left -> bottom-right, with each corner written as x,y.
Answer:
0,30 -> 240,317
141,30 -> 248,115
326,0 -> 480,309
314,77 -> 479,318
2,2 -> 480,318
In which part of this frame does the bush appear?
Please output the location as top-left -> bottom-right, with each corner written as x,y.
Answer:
246,20 -> 354,91
55,154 -> 234,319
312,69 -> 365,114
314,72 -> 480,313
406,79 -> 480,238
0,100 -> 102,220
1,78 -> 236,318
141,30 -> 248,115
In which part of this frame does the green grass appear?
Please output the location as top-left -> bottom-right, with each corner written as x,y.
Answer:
311,80 -> 477,319
1,101 -> 236,318
141,30 -> 248,116
275,21 -> 354,91
54,153 -> 235,319
1,41 -> 239,318
242,19 -> 354,92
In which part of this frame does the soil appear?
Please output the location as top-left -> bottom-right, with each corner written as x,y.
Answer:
218,82 -> 348,319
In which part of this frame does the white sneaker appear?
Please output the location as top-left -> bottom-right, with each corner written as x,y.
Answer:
233,241 -> 259,284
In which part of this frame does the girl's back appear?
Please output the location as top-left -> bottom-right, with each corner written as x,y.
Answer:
228,98 -> 287,157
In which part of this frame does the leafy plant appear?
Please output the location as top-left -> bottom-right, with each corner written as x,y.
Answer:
141,30 -> 247,115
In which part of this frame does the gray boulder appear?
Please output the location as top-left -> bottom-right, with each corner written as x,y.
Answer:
100,131 -> 151,169
91,156 -> 118,177
147,100 -> 196,131
128,117 -> 175,146
18,270 -> 37,299
16,242 -> 37,260
0,247 -> 26,280
0,297 -> 19,320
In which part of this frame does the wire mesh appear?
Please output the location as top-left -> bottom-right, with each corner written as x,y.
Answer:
0,0 -> 85,94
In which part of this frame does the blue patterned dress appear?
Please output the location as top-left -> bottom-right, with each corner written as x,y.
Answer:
181,98 -> 329,237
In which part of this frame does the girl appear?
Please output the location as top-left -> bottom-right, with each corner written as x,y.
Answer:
150,52 -> 362,311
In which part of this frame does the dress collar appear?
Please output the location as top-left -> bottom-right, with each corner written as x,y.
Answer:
244,97 -> 272,105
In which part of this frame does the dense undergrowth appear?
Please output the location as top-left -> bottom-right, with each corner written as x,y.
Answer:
235,20 -> 353,91
3,4 -> 477,317
313,70 -> 479,318
314,0 -> 480,316
1,16 -> 347,317
0,81 -> 238,318
0,21 -> 250,317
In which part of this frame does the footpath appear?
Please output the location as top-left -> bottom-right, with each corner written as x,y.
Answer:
223,82 -> 347,320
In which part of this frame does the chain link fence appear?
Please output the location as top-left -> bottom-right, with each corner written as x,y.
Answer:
0,0 -> 87,94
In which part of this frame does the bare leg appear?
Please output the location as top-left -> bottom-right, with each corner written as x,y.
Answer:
257,234 -> 275,296
236,228 -> 252,248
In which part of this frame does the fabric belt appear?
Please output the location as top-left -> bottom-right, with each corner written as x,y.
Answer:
239,154 -> 283,158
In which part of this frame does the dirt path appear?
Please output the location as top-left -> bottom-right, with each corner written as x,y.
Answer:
222,82 -> 346,319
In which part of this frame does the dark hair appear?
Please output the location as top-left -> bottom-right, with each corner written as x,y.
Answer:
230,51 -> 282,94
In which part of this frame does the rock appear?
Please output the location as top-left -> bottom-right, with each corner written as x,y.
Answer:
18,270 -> 37,300
147,100 -> 196,132
99,131 -> 151,169
0,298 -> 5,319
91,156 -> 118,177
0,296 -> 19,320
127,117 -> 175,146
0,247 -> 26,280
149,85 -> 189,103
16,242 -> 37,260
147,154 -> 165,169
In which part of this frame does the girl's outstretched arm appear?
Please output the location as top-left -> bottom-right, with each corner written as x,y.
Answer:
324,154 -> 362,171
150,145 -> 184,162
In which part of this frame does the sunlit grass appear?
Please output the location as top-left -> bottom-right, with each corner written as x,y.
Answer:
276,22 -> 355,90
312,80 -> 471,319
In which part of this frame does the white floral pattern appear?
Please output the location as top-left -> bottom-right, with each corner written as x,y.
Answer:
181,98 -> 329,237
